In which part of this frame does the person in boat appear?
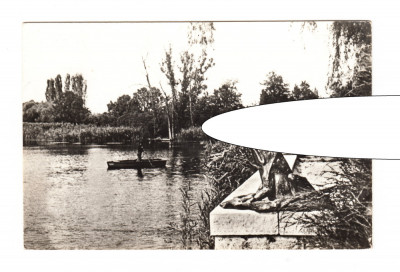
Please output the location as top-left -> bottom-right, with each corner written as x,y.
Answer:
137,143 -> 144,161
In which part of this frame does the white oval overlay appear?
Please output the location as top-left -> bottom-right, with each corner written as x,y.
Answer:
202,96 -> 400,160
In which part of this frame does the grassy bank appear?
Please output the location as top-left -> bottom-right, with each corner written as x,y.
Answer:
23,122 -> 142,145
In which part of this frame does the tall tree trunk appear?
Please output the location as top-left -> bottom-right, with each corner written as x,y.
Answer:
142,57 -> 157,137
160,83 -> 173,140
189,84 -> 194,127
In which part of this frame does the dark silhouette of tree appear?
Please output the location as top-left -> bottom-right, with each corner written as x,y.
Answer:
53,91 -> 89,124
106,87 -> 167,137
291,81 -> 319,100
196,80 -> 243,125
259,72 -> 291,105
52,91 -> 89,124
107,94 -> 133,118
41,74 -> 90,123
45,79 -> 56,102
71,74 -> 87,103
23,100 -> 40,122
211,81 -> 243,112
64,73 -> 71,92
54,74 -> 63,101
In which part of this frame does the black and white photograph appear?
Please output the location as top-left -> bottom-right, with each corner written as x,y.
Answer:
22,21 -> 372,250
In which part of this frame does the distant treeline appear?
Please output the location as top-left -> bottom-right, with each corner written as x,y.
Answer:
23,22 -> 371,145
23,72 -> 321,140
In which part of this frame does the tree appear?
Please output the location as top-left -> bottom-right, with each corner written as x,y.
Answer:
23,100 -> 40,122
291,81 -> 319,100
45,79 -> 56,102
259,71 -> 291,105
133,87 -> 166,137
64,73 -> 71,92
107,94 -> 133,118
160,45 -> 178,139
53,91 -> 89,124
161,22 -> 215,133
298,21 -> 371,97
195,80 -> 243,125
327,21 -> 371,97
183,22 -> 215,127
54,74 -> 63,101
106,88 -> 167,138
71,74 -> 88,103
211,81 -> 243,111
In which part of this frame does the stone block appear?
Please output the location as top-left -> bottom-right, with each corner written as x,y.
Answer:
210,208 -> 279,236
210,172 -> 279,236
215,236 -> 300,250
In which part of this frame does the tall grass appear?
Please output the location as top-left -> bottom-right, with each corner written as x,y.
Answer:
172,141 -> 254,249
175,126 -> 208,142
194,142 -> 372,249
23,122 -> 142,145
294,158 -> 372,249
167,179 -> 200,249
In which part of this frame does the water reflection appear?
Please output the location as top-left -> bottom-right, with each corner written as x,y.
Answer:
137,168 -> 144,178
23,143 -> 206,249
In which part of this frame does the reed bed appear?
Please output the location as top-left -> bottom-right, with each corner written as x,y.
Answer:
23,122 -> 142,145
175,126 -> 208,142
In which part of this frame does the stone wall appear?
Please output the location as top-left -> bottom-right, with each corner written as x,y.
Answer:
210,171 -> 317,250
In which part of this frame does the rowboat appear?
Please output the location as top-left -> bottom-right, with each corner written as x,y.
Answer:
107,159 -> 167,170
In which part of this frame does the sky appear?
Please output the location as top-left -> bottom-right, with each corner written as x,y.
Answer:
22,22 -> 332,113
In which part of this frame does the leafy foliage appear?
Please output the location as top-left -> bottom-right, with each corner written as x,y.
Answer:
23,100 -> 41,122
53,91 -> 89,124
292,81 -> 318,100
259,73 -> 319,105
23,100 -> 55,122
195,80 -> 243,125
106,87 -> 168,138
259,71 -> 291,105
327,21 -> 372,97
161,22 -> 215,133
42,74 -> 90,123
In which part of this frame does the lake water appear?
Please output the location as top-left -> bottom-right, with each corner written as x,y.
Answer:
23,143 -> 207,249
